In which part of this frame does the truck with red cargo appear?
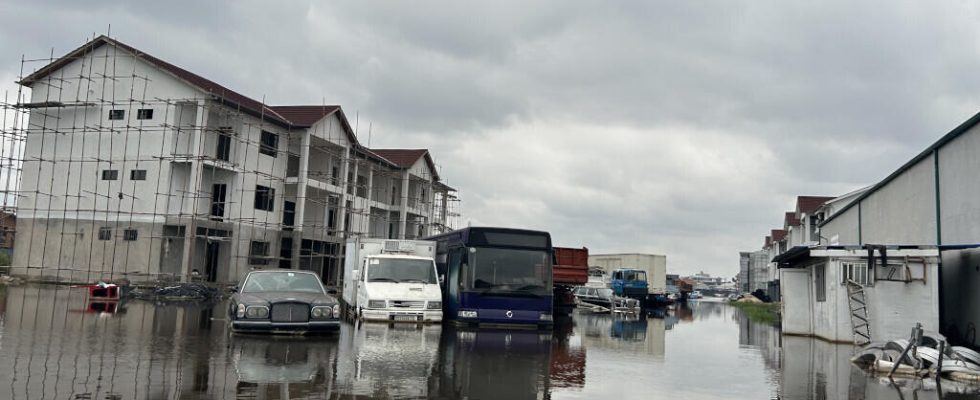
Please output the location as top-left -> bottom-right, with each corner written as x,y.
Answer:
552,247 -> 589,316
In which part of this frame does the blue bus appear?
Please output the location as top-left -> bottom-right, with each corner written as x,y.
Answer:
426,227 -> 554,328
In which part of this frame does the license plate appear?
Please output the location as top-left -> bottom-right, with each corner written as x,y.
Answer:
393,315 -> 418,322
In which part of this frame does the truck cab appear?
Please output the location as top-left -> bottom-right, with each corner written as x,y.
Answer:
342,239 -> 443,323
610,268 -> 649,301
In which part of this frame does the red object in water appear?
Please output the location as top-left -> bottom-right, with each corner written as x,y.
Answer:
71,284 -> 120,300
553,247 -> 589,285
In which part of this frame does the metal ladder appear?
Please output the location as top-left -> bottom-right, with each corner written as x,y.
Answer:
846,279 -> 871,345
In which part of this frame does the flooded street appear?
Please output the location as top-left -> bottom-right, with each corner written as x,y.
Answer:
0,285 -> 975,399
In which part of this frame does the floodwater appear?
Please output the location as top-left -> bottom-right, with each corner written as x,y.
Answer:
0,286 -> 977,399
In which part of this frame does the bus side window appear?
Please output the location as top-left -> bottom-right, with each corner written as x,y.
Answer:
448,248 -> 463,296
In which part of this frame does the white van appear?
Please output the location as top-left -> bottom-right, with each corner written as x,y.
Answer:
341,238 -> 443,323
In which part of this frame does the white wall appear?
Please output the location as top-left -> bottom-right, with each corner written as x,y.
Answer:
938,123 -> 980,244
785,254 -> 939,343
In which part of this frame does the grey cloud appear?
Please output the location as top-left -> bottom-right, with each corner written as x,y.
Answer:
3,1 -> 980,275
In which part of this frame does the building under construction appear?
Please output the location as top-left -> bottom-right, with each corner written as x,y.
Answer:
0,35 -> 460,286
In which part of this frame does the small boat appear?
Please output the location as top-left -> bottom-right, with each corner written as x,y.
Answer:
688,290 -> 702,300
573,287 -> 640,313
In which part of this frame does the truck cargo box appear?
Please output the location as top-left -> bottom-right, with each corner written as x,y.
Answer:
553,247 -> 589,286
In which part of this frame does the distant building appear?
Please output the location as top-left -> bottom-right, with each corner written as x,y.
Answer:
738,250 -> 768,294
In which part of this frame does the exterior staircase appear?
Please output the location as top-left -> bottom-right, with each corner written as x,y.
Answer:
846,279 -> 871,345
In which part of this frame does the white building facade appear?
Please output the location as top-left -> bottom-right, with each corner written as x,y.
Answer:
7,36 -> 459,285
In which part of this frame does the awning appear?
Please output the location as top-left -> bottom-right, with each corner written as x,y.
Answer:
773,246 -> 812,268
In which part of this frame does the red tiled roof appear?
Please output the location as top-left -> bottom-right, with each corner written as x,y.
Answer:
784,211 -> 800,226
797,196 -> 835,214
370,149 -> 439,181
18,36 -> 351,130
771,229 -> 787,242
370,149 -> 427,167
18,36 -> 446,182
269,105 -> 340,127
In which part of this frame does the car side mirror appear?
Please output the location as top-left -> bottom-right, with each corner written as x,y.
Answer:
327,288 -> 338,296
439,274 -> 445,285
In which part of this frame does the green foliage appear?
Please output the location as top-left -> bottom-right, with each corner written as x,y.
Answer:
731,301 -> 781,325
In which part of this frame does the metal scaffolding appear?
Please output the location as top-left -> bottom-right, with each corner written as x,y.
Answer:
0,34 -> 460,285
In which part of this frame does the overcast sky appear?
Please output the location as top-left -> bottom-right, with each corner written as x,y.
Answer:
3,1 -> 980,277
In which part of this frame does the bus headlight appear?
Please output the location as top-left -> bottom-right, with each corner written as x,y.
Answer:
539,312 -> 553,321
458,310 -> 478,318
427,301 -> 442,310
245,306 -> 269,319
367,300 -> 386,309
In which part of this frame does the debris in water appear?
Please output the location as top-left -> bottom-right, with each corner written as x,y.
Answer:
125,282 -> 222,302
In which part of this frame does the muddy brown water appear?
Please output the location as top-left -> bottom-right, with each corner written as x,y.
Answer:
0,285 -> 976,399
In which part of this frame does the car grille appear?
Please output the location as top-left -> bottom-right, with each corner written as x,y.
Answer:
390,300 -> 424,309
271,302 -> 310,322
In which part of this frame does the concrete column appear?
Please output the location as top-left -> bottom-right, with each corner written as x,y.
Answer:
336,147 -> 350,236
179,100 -> 208,280
349,159 -> 360,235
440,188 -> 448,233
291,131 -> 311,264
366,166 -> 375,237
398,171 -> 409,239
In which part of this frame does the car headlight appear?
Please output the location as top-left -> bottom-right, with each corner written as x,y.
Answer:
367,300 -> 386,309
458,310 -> 478,318
539,312 -> 553,321
427,301 -> 442,310
311,306 -> 331,319
245,306 -> 269,319
332,304 -> 340,318
236,303 -> 246,318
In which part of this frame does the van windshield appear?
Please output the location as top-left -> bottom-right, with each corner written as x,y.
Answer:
367,258 -> 437,284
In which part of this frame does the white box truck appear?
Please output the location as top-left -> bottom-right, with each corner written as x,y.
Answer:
341,238 -> 443,323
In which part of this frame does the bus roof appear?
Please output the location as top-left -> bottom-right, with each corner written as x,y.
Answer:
425,226 -> 552,249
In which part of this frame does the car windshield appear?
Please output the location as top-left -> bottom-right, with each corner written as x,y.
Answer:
367,258 -> 437,284
468,247 -> 552,294
242,272 -> 324,294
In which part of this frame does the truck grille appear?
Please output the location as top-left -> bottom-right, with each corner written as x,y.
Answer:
390,300 -> 424,309
271,303 -> 310,322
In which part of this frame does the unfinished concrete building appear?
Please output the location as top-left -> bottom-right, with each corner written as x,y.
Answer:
0,35 -> 461,285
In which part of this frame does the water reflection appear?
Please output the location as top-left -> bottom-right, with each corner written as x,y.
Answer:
335,322 -> 440,398
429,326 -> 553,399
5,286 -> 980,399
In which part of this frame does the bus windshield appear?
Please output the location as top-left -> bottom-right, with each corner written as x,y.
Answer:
467,247 -> 552,294
367,258 -> 437,284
